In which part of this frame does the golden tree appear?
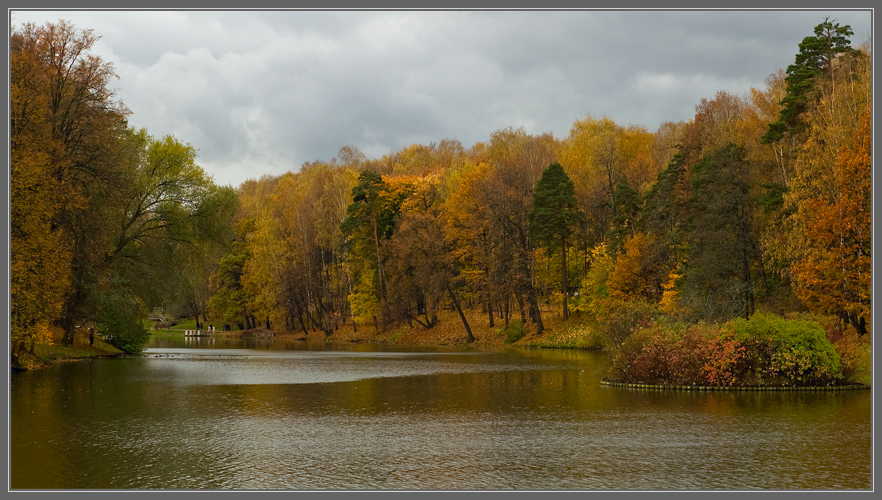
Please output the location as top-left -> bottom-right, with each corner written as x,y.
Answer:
791,107 -> 871,335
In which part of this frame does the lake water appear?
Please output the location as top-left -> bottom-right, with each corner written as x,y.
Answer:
9,335 -> 873,490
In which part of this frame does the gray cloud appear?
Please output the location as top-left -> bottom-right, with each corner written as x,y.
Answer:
10,10 -> 872,187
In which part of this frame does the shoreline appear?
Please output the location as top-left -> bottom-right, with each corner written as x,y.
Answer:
17,313 -> 872,389
202,310 -> 593,350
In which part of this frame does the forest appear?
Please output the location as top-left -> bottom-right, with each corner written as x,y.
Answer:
10,19 -> 872,384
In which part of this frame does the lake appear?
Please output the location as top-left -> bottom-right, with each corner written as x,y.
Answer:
9,335 -> 872,490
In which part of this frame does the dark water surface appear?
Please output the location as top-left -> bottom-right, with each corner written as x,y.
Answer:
10,335 -> 872,490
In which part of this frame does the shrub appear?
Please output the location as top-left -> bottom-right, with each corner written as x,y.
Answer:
831,332 -> 872,384
667,323 -> 716,384
609,320 -> 714,385
607,323 -> 656,383
786,312 -> 871,384
98,289 -> 151,354
573,330 -> 605,350
608,313 -> 845,387
595,298 -> 658,350
625,326 -> 679,384
502,319 -> 528,344
702,324 -> 747,386
729,314 -> 842,386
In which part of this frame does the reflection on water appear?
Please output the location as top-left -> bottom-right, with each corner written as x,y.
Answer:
10,337 -> 872,490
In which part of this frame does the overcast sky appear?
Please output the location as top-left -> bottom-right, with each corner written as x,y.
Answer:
9,9 -> 873,188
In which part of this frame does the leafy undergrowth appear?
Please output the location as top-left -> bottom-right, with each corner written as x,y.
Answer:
213,309 -> 871,389
517,318 -> 604,349
805,313 -> 873,386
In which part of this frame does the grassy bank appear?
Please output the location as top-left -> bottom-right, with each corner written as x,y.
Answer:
14,326 -> 126,371
33,339 -> 124,363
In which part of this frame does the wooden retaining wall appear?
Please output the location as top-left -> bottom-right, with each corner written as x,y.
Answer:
600,380 -> 870,391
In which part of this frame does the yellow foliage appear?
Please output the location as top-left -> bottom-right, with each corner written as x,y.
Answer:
607,232 -> 658,301
558,115 -> 661,205
33,323 -> 55,346
658,265 -> 683,314
348,273 -> 380,326
574,244 -> 614,317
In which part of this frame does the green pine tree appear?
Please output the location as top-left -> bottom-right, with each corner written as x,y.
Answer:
528,163 -> 583,320
762,17 -> 853,143
340,170 -> 407,330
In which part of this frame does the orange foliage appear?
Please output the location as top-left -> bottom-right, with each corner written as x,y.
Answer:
791,106 -> 871,331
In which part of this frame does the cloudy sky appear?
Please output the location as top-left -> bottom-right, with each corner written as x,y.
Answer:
10,9 -> 872,187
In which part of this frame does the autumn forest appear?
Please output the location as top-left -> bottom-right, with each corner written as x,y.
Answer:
10,20 -> 872,385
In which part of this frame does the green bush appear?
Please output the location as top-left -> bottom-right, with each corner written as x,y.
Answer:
728,313 -> 842,386
98,290 -> 151,354
573,330 -> 605,350
502,319 -> 528,344
785,312 -> 871,384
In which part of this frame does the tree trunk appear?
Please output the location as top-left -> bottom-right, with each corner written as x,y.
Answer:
848,313 -> 868,336
11,341 -> 50,371
372,215 -> 389,331
527,286 -> 544,336
521,250 -> 544,335
61,314 -> 76,347
741,245 -> 754,320
755,245 -> 770,298
447,284 -> 474,342
487,297 -> 495,328
60,287 -> 88,346
293,303 -> 308,333
561,236 -> 569,321
516,293 -> 527,324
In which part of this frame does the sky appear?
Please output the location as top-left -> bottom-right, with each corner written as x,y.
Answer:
9,9 -> 873,188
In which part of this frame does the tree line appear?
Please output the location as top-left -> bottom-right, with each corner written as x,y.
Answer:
11,19 -> 871,367
212,17 -> 870,340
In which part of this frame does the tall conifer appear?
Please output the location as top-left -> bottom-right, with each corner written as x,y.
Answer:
529,163 -> 583,320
